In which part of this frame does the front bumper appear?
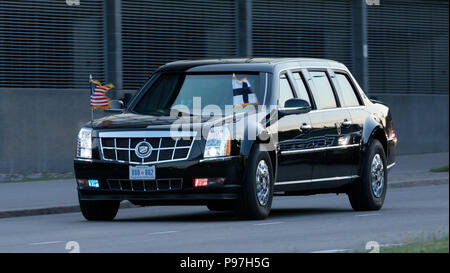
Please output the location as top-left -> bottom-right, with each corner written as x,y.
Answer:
74,156 -> 245,203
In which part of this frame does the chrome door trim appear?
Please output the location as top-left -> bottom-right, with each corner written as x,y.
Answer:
280,144 -> 360,155
275,175 -> 359,185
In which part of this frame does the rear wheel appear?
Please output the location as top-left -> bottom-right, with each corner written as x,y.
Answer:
347,139 -> 387,211
78,194 -> 120,221
234,145 -> 274,220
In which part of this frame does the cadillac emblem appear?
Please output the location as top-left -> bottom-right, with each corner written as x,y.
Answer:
135,141 -> 153,159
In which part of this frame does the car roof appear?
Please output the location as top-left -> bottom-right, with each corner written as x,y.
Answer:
157,58 -> 348,73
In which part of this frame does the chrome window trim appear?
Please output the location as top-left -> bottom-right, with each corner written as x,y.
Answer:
331,68 -> 367,106
275,175 -> 359,186
263,72 -> 268,105
309,105 -> 365,113
280,144 -> 360,155
278,72 -> 296,106
276,66 -> 366,112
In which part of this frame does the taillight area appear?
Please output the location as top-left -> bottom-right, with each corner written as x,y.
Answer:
390,123 -> 397,141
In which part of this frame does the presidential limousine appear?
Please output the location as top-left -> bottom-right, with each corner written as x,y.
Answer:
74,58 -> 397,220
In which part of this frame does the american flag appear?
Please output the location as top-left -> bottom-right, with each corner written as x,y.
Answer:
89,78 -> 114,109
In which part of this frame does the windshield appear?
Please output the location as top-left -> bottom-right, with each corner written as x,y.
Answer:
132,73 -> 262,116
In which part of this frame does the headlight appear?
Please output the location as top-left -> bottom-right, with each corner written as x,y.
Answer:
76,127 -> 92,159
203,126 -> 231,158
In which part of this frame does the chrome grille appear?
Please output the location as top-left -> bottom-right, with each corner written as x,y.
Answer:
106,178 -> 183,192
98,131 -> 196,164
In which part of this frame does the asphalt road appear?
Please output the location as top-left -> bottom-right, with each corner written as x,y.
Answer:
0,184 -> 447,253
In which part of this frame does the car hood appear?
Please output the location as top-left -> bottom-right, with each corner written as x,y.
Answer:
89,111 -> 262,129
91,113 -> 183,129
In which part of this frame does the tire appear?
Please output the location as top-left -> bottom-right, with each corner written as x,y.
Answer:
347,139 -> 387,211
234,145 -> 274,220
206,200 -> 234,211
78,193 -> 120,221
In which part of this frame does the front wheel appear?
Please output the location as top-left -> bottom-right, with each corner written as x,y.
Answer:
234,145 -> 274,220
78,193 -> 120,221
347,139 -> 387,211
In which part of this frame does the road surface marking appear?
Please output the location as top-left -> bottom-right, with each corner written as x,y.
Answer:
380,243 -> 405,247
355,213 -> 381,217
311,249 -> 350,253
147,231 -> 179,236
29,240 -> 65,246
254,221 -> 284,226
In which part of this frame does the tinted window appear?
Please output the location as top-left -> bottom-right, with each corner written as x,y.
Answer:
133,73 -> 261,115
279,74 -> 294,107
292,72 -> 311,105
309,71 -> 337,109
336,73 -> 360,107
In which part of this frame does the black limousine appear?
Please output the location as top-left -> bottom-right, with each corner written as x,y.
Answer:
74,58 -> 397,220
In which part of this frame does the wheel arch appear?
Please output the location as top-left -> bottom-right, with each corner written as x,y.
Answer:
362,115 -> 389,158
369,128 -> 388,158
240,138 -> 278,180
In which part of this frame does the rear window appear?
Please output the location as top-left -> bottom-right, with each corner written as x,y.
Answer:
335,73 -> 360,107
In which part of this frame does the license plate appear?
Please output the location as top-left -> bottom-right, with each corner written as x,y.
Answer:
129,165 -> 155,180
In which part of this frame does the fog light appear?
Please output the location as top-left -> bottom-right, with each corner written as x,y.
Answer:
193,178 -> 208,187
88,179 -> 100,188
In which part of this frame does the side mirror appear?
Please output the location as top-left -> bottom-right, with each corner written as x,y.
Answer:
279,99 -> 311,115
104,100 -> 124,114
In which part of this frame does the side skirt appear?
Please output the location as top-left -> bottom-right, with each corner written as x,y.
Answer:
274,175 -> 359,194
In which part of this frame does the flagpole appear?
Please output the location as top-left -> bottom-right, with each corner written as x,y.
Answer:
90,74 -> 94,123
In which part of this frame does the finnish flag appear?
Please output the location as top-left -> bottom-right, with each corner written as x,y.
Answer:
232,74 -> 258,108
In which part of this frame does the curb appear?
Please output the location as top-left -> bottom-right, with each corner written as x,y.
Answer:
0,178 -> 448,219
0,205 -> 80,219
0,202 -> 137,219
389,178 -> 449,188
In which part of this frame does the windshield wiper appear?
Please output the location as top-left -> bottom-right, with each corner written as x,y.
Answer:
133,109 -> 168,116
170,108 -> 195,117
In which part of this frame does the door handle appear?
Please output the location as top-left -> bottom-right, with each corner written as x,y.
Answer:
300,124 -> 312,131
341,120 -> 352,127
